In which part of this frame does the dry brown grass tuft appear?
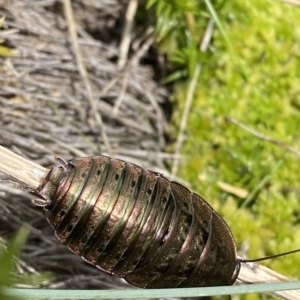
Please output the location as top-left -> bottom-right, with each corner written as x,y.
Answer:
0,0 -> 170,291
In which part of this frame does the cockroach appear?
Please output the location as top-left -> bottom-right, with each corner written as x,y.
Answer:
33,155 -> 298,289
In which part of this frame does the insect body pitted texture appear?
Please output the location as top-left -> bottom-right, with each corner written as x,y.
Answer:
37,155 -> 240,288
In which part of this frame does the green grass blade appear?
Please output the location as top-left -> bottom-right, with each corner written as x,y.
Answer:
203,0 -> 236,58
4,281 -> 300,299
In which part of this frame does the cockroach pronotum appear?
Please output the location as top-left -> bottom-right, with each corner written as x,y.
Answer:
34,155 -> 298,289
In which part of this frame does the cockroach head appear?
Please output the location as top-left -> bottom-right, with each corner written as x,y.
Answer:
33,160 -> 69,209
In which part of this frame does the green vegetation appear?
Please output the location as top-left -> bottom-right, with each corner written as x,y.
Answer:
148,0 -> 300,299
146,0 -> 210,81
0,228 -> 49,300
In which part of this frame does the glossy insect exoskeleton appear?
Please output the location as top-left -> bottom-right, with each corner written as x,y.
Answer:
36,155 -> 240,288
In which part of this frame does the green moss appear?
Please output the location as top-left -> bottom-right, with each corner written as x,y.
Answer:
171,0 -> 300,297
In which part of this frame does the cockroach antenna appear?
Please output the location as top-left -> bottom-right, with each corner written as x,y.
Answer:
240,248 -> 300,263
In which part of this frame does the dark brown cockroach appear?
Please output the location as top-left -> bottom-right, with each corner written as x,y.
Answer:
36,155 -> 240,288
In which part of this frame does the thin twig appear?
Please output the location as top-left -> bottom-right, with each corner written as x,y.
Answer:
281,0 -> 300,6
113,33 -> 155,116
63,0 -> 112,155
118,0 -> 138,69
225,116 -> 300,158
125,29 -> 155,69
0,145 -> 47,188
112,74 -> 129,116
238,261 -> 300,300
100,27 -> 154,100
171,19 -> 214,176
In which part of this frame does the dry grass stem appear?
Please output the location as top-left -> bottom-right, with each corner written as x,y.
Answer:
113,31 -> 156,116
118,0 -> 138,69
225,117 -> 300,158
0,145 -> 46,188
281,0 -> 300,6
63,0 -> 112,155
238,262 -> 300,300
172,18 -> 214,176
